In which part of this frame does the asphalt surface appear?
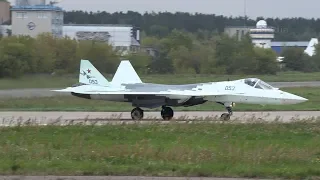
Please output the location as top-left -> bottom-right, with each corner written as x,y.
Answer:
0,111 -> 318,126
0,81 -> 319,99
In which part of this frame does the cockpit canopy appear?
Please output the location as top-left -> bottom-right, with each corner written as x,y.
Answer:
244,78 -> 275,90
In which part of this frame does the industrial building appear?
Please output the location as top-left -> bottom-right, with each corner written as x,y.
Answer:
11,0 -> 63,38
0,0 -> 10,24
2,23 -> 141,54
63,24 -> 141,53
271,41 -> 310,54
0,0 -> 142,54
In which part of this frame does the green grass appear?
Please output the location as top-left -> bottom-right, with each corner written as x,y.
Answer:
0,87 -> 318,111
0,122 -> 320,178
2,71 -> 320,89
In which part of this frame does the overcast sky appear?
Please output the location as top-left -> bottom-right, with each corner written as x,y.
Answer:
8,0 -> 320,19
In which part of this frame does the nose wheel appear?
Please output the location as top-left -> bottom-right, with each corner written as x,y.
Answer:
131,107 -> 144,120
219,102 -> 234,121
161,106 -> 174,120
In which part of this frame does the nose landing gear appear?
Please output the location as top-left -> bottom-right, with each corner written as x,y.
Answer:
219,102 -> 234,121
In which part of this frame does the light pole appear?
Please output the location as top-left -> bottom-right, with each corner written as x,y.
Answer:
244,0 -> 247,27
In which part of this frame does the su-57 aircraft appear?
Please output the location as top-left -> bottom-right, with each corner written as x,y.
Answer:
53,59 -> 308,121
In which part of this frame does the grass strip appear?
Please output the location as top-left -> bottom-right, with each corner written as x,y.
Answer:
0,121 -> 319,179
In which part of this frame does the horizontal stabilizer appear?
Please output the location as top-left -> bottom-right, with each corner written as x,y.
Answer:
112,60 -> 142,85
51,88 -> 73,92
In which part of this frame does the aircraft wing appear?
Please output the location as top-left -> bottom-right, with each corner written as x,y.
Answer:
52,89 -> 228,97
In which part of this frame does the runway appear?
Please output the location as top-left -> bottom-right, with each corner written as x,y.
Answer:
0,81 -> 318,99
0,111 -> 318,126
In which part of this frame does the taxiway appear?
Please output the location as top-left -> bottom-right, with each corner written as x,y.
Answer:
0,111 -> 318,126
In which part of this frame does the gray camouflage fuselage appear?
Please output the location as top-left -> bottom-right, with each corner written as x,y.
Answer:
72,82 -> 209,108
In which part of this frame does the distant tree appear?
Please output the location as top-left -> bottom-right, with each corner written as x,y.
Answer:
168,45 -> 194,73
124,52 -> 152,74
64,10 -> 320,41
33,33 -> 57,73
231,34 -> 257,74
77,40 -> 120,74
281,47 -> 307,71
149,25 -> 170,38
254,47 -> 279,75
214,34 -> 239,74
141,36 -> 160,48
54,36 -> 78,73
0,42 -> 29,78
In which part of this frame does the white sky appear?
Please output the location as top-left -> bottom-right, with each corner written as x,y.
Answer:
8,0 -> 320,19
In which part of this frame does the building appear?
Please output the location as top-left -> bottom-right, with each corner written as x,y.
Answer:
249,20 -> 275,48
15,0 -> 46,6
272,38 -> 318,56
11,4 -> 63,38
224,26 -> 251,40
2,23 -> 142,54
271,41 -> 309,55
140,46 -> 159,58
224,20 -> 318,56
63,24 -> 141,54
0,0 -> 10,24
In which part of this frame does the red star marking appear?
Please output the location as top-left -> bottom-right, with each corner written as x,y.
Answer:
87,69 -> 91,73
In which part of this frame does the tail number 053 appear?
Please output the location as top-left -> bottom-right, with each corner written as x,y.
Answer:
89,79 -> 98,84
225,86 -> 235,90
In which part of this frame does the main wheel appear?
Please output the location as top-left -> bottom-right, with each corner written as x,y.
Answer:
131,107 -> 144,120
161,106 -> 174,120
220,113 -> 231,121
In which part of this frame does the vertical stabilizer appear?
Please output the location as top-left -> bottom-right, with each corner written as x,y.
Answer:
112,60 -> 143,85
79,59 -> 110,86
305,38 -> 318,56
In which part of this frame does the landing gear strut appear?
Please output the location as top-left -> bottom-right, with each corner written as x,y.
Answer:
161,106 -> 174,120
220,102 -> 234,121
131,107 -> 144,120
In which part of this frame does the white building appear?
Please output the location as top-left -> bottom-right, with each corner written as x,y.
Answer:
11,5 -> 63,38
15,0 -> 46,6
63,24 -> 141,53
2,23 -> 141,53
249,20 -> 275,48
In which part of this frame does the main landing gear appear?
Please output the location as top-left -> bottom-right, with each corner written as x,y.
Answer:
131,107 -> 144,120
130,106 -> 174,120
131,103 -> 233,121
161,106 -> 174,120
219,102 -> 234,121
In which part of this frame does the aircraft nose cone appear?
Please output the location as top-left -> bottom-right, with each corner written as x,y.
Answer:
282,92 -> 308,104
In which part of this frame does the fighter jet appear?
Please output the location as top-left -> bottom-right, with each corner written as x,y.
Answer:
53,59 -> 308,121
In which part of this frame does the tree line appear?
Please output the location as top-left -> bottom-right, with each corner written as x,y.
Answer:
0,30 -> 284,78
1,28 -> 320,78
64,11 -> 320,41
